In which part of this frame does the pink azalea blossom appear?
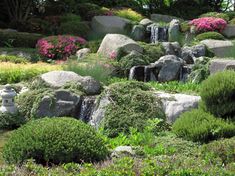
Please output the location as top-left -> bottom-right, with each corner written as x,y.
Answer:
189,17 -> 227,33
36,35 -> 87,60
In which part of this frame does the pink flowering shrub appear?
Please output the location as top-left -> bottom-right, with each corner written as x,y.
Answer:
36,35 -> 86,60
110,51 -> 117,60
189,17 -> 227,33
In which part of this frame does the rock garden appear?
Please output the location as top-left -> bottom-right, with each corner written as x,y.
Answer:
0,0 -> 235,175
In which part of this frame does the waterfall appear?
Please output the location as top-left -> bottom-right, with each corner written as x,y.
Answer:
150,24 -> 169,43
129,66 -> 136,80
79,96 -> 96,122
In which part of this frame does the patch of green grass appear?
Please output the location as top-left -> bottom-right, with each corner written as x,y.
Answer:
0,131 -> 12,164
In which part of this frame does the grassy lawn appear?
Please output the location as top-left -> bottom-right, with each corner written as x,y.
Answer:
0,130 -> 12,165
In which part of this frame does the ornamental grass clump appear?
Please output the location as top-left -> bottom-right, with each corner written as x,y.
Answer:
189,17 -> 227,33
36,35 -> 86,60
3,117 -> 108,165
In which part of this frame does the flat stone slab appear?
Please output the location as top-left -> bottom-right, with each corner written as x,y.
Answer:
222,25 -> 235,38
91,16 -> 131,35
210,59 -> 235,74
155,91 -> 201,123
200,39 -> 233,57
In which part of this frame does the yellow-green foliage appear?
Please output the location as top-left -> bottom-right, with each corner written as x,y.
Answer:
114,8 -> 144,22
0,62 -> 61,84
0,55 -> 28,64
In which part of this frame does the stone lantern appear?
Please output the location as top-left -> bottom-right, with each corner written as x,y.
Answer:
0,84 -> 17,114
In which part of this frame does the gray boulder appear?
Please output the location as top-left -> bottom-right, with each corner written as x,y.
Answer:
168,19 -> 180,42
139,18 -> 153,27
155,91 -> 201,123
131,25 -> 146,41
181,44 -> 206,64
91,16 -> 131,35
151,14 -> 183,23
76,48 -> 91,60
222,24 -> 235,38
36,90 -> 81,118
97,34 -> 143,58
80,76 -> 102,95
209,59 -> 235,74
111,146 -> 135,158
200,39 -> 233,57
40,71 -> 102,95
156,55 -> 183,82
162,42 -> 181,57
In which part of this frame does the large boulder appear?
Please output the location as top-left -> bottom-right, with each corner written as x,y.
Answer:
151,14 -> 183,23
155,92 -> 201,123
97,34 -> 143,58
131,24 -> 146,41
200,39 -> 233,57
76,48 -> 91,60
222,24 -> 235,38
168,19 -> 180,42
209,59 -> 235,74
156,55 -> 183,82
162,42 -> 181,57
91,16 -> 132,35
36,90 -> 81,118
139,18 -> 153,27
40,71 -> 102,95
181,44 -> 206,64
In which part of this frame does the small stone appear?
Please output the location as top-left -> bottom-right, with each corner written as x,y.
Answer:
111,146 -> 135,158
76,48 -> 91,60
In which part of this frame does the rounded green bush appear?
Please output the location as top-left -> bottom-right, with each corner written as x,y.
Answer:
195,32 -> 225,41
229,17 -> 235,24
200,12 -> 230,21
200,70 -> 235,118
0,112 -> 25,130
102,81 -> 165,137
3,117 -> 108,164
172,109 -> 235,143
58,21 -> 90,38
200,137 -> 235,164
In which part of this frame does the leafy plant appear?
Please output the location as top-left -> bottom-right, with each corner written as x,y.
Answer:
0,112 -> 25,130
0,55 -> 28,63
200,70 -> 235,118
200,12 -> 230,21
113,8 -> 144,22
172,109 -> 235,143
195,31 -> 225,41
3,117 -> 108,165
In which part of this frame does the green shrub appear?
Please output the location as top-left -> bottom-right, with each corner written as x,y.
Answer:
200,70 -> 235,118
172,109 -> 235,143
195,32 -> 225,41
180,21 -> 190,33
102,81 -> 165,137
0,112 -> 25,130
139,42 -> 165,63
3,117 -> 108,164
85,40 -> 102,53
0,31 -> 43,48
200,12 -> 230,21
200,137 -> 235,165
225,11 -> 235,20
60,13 -> 81,23
0,55 -> 28,63
113,8 -> 144,22
229,17 -> 235,24
58,21 -> 90,38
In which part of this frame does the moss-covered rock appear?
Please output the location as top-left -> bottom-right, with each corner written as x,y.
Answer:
101,81 -> 165,137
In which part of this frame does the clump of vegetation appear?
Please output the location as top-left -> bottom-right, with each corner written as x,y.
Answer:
63,55 -> 113,84
0,112 -> 25,130
195,31 -> 225,41
0,55 -> 28,63
113,8 -> 144,22
200,137 -> 235,165
0,62 -> 61,84
102,81 -> 165,137
180,21 -> 190,33
0,31 -> 43,48
172,109 -> 235,143
85,40 -> 102,53
200,70 -> 235,118
200,12 -> 230,21
139,42 -> 165,63
3,117 -> 108,165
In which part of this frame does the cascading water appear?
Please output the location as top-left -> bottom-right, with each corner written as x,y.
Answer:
79,96 -> 96,122
150,24 -> 169,43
